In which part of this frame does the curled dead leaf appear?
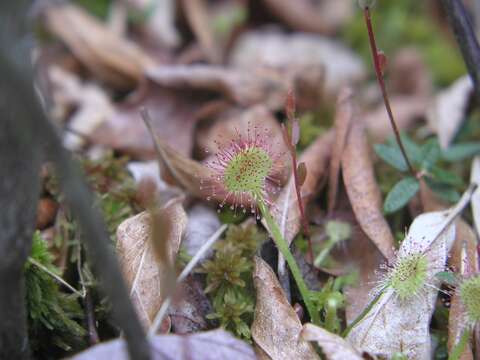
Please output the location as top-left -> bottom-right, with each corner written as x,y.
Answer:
43,4 -> 156,89
448,221 -> 478,360
427,76 -> 473,149
251,257 -> 320,360
470,156 -> 480,237
301,323 -> 363,360
342,118 -> 395,259
116,199 -> 187,329
328,87 -> 354,213
72,329 -> 256,360
260,0 -> 353,35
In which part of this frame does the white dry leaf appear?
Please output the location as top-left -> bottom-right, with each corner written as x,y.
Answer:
251,257 -> 320,360
426,76 -> 473,149
229,30 -> 365,96
116,200 -> 187,329
183,204 -> 221,260
347,211 -> 456,359
48,66 -> 114,150
127,160 -> 167,192
301,323 -> 363,360
470,156 -> 480,238
72,329 -> 256,360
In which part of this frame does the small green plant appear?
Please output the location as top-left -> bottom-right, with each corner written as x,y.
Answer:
199,224 -> 264,340
375,135 -> 469,214
205,124 -> 320,324
314,220 -> 352,268
25,231 -> 86,355
310,273 -> 356,334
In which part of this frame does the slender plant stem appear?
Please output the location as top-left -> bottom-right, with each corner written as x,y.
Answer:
342,286 -> 386,338
363,7 -> 415,176
28,257 -> 84,297
449,327 -> 472,360
290,151 -> 313,263
256,195 -> 319,324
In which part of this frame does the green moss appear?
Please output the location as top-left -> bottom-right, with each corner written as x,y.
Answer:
74,0 -> 112,19
25,232 -> 86,355
198,223 -> 265,340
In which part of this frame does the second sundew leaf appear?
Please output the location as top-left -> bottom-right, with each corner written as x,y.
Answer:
384,176 -> 420,214
374,143 -> 408,171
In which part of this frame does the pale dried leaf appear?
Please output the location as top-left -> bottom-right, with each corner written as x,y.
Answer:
347,211 -> 456,359
230,30 -> 364,97
427,76 -> 473,149
183,204 -> 221,259
342,118 -> 395,259
116,200 -> 187,328
147,65 -> 291,111
43,4 -> 156,89
271,130 -> 334,244
72,329 -> 256,360
328,87 -> 354,213
301,323 -> 362,360
47,66 -> 114,150
470,156 -> 480,237
92,85 -> 204,158
181,0 -> 221,63
448,221 -> 478,360
261,0 -> 353,35
251,257 -> 320,360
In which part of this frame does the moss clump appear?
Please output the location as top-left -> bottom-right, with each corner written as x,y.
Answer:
460,275 -> 480,324
25,231 -> 86,356
388,253 -> 428,300
198,223 -> 265,340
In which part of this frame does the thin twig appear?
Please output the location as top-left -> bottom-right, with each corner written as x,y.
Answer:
363,6 -> 416,176
85,290 -> 100,345
28,257 -> 84,297
149,224 -> 228,335
441,0 -> 480,101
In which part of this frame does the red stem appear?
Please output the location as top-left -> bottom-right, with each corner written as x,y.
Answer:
290,150 -> 313,262
363,7 -> 415,176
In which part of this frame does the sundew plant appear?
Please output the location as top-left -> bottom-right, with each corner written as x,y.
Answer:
204,125 -> 320,324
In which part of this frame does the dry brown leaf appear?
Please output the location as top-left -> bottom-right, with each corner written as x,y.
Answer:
342,118 -> 395,260
364,95 -> 427,142
92,84 -> 206,158
116,199 -> 187,329
47,66 -> 114,150
180,0 -> 221,64
301,323 -> 363,360
448,221 -> 478,360
43,4 -> 156,89
147,65 -> 292,111
168,275 -> 213,334
470,156 -> 480,237
260,0 -> 353,35
72,329 -> 256,360
271,130 -> 334,244
427,76 -> 473,149
229,30 -> 364,97
347,210 -> 456,358
251,257 -> 320,360
328,88 -> 354,213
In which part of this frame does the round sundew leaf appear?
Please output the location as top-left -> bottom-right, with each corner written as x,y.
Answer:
223,147 -> 272,195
